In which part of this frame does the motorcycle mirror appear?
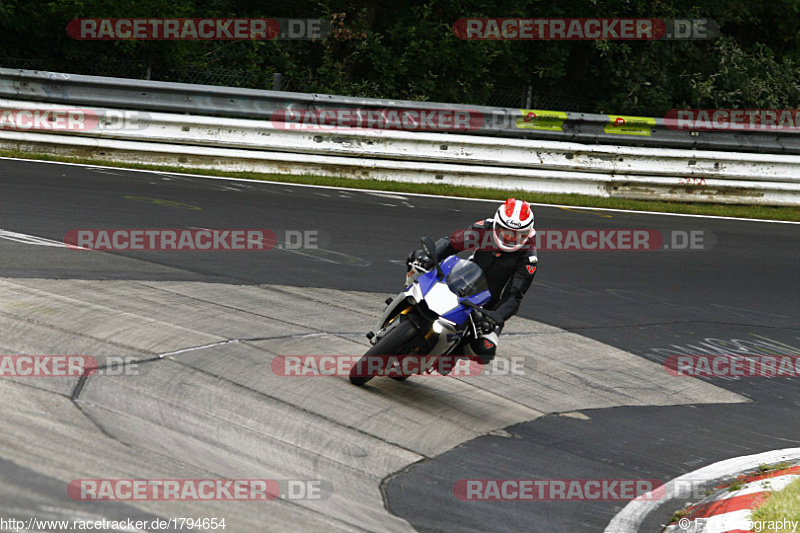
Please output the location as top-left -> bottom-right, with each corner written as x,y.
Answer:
421,236 -> 436,258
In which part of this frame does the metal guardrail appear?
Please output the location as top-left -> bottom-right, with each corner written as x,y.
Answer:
1,98 -> 798,206
4,68 -> 800,155
2,98 -> 797,185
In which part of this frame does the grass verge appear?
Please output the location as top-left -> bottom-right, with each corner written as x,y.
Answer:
750,477 -> 800,532
3,149 -> 799,222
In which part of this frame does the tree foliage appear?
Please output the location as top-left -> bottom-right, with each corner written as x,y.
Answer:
1,0 -> 798,114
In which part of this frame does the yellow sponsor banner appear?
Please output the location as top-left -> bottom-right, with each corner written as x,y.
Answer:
516,109 -> 568,131
604,115 -> 656,136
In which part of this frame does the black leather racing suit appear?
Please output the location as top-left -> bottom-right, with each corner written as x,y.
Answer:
410,218 -> 538,361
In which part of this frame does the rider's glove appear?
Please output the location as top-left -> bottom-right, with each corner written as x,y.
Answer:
406,249 -> 433,271
476,315 -> 495,335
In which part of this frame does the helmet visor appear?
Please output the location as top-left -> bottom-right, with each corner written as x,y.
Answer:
493,226 -> 531,250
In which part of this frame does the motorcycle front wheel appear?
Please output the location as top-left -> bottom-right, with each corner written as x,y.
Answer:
349,317 -> 420,386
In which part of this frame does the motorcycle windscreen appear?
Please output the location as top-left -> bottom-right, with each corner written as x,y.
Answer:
445,260 -> 489,297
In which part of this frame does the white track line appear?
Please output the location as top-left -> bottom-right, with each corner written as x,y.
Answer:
2,156 -> 798,224
0,228 -> 66,247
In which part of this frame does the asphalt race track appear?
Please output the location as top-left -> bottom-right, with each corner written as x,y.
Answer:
0,157 -> 798,532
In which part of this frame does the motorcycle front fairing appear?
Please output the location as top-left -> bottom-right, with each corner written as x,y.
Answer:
372,256 -> 491,356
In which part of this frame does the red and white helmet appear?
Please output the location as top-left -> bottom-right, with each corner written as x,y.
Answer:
492,198 -> 535,252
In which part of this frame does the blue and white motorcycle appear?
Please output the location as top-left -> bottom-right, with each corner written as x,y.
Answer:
349,237 -> 504,386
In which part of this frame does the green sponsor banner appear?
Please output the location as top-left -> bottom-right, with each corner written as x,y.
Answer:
516,109 -> 568,131
605,115 -> 656,136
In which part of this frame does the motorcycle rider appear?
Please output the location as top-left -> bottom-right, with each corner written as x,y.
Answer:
406,198 -> 538,365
